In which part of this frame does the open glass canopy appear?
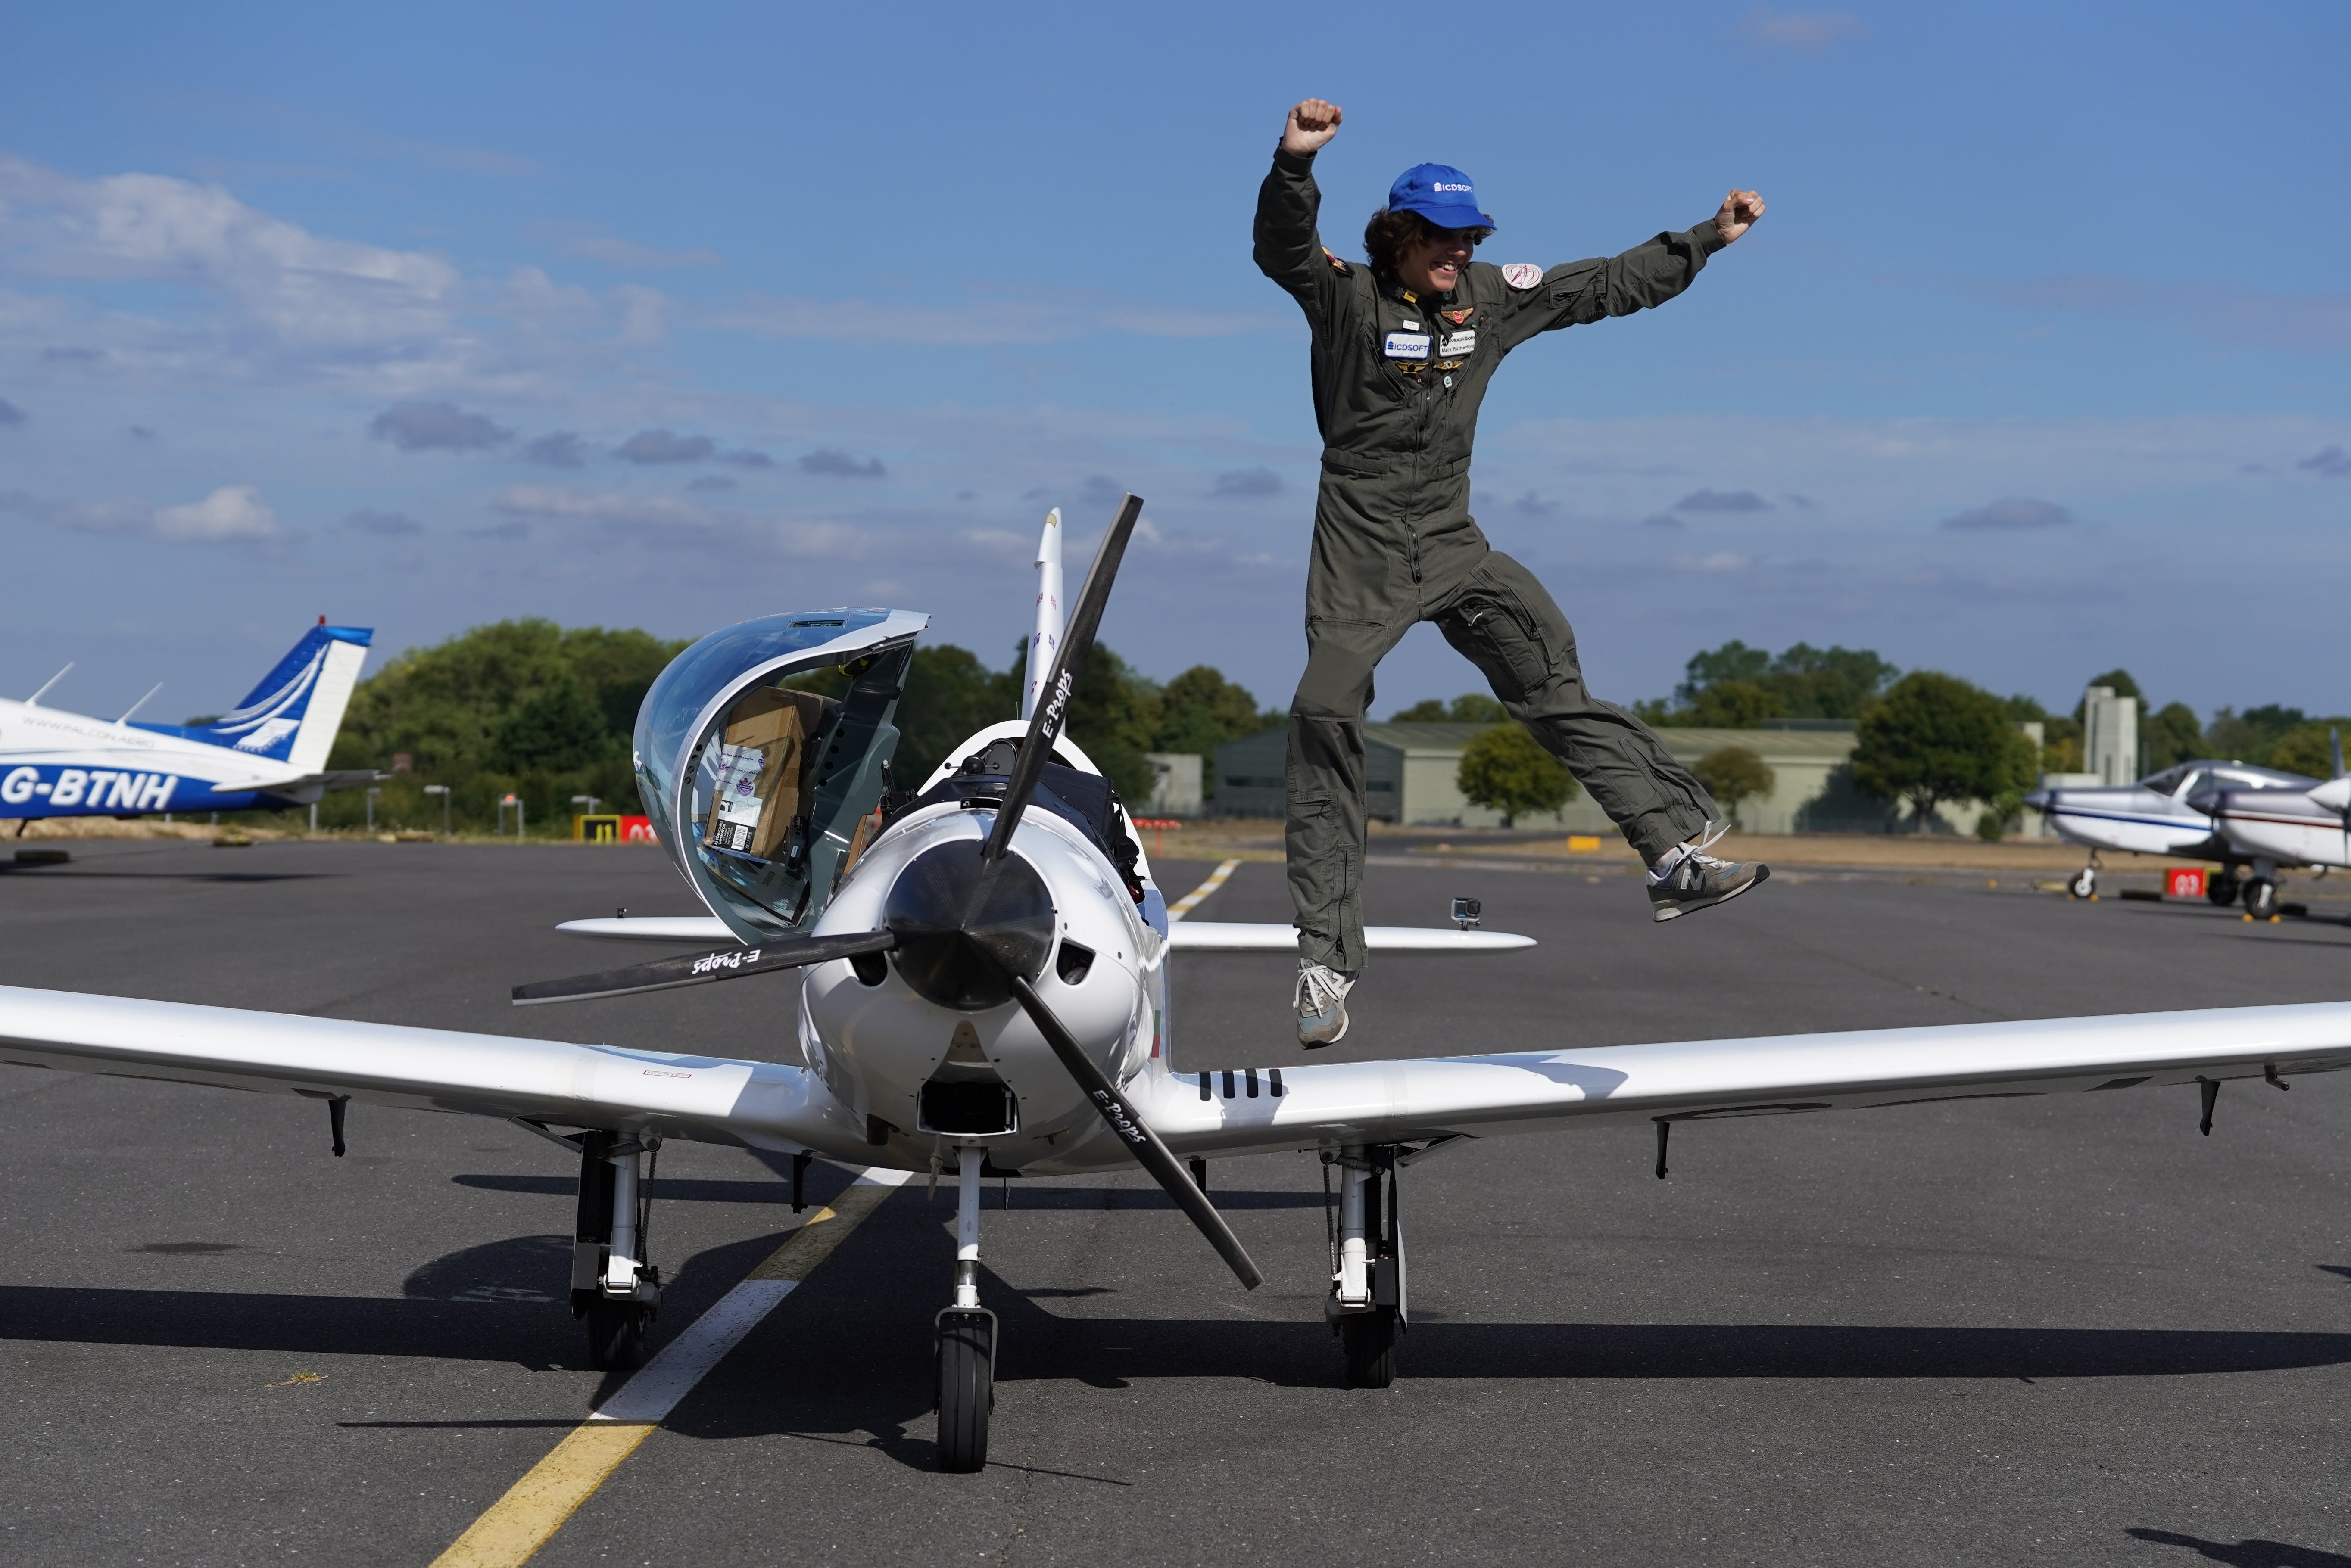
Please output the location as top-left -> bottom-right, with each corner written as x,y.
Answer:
633,608 -> 926,944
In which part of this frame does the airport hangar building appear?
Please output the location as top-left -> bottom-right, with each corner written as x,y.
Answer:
1209,720 -> 1976,834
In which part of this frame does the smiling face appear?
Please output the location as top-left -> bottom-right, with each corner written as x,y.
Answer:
1397,225 -> 1481,296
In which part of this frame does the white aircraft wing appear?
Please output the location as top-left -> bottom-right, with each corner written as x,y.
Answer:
0,984 -> 834,1151
1146,1002 -> 2351,1159
555,915 -> 1534,955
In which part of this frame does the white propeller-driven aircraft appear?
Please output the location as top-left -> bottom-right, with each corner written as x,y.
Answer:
2024,760 -> 2319,903
2189,742 -> 2351,919
0,619 -> 375,827
6,502 -> 2351,1473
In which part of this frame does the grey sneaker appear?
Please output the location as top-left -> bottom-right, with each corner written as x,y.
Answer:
1294,960 -> 1357,1048
1648,830 -> 1769,923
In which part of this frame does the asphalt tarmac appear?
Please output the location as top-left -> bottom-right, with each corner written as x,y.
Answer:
6,837 -> 2351,1566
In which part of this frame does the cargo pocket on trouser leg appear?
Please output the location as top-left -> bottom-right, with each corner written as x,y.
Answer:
1435,566 -> 1553,705
1446,556 -> 1712,859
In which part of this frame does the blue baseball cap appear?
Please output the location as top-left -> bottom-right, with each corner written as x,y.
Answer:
1388,163 -> 1495,231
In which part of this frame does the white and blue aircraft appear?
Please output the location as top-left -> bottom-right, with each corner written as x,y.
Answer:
2024,759 -> 2319,902
0,619 -> 374,826
6,507 -> 2351,1476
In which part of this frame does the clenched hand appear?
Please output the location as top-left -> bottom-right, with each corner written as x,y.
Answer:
1281,99 -> 1343,157
1715,189 -> 1766,243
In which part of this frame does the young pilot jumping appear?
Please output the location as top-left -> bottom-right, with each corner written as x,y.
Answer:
1256,96 -> 1772,1046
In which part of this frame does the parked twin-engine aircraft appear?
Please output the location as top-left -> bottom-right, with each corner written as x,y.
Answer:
2025,760 -> 2320,904
6,504 -> 2351,1474
0,619 -> 374,827
2189,746 -> 2351,919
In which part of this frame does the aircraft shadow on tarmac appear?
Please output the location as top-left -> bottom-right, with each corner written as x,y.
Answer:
2126,1528 -> 2351,1567
10,1266 -> 2351,1383
452,1174 -> 1329,1210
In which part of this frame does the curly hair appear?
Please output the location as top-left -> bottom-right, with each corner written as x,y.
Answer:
1362,207 -> 1493,276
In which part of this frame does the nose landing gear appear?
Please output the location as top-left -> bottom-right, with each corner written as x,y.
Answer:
935,1147 -> 997,1472
2069,853 -> 2102,900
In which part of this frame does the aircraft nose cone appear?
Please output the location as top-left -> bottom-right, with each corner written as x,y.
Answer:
883,838 -> 1055,1011
2021,788 -> 2052,811
2185,788 -> 2223,815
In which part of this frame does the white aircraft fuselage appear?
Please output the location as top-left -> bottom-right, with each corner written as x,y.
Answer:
2025,760 -> 2317,862
0,623 -> 371,818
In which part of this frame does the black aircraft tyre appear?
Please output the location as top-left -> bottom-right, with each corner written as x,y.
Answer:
1342,1307 -> 1399,1389
936,1314 -> 994,1472
2207,871 -> 2240,907
586,1298 -> 645,1371
2243,877 -> 2279,920
2070,866 -> 2098,899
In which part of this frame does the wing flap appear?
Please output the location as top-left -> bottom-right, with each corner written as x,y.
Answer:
0,984 -> 823,1144
1147,1001 -> 2351,1156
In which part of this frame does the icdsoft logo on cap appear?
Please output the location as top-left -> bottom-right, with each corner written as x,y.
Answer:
1387,163 -> 1497,232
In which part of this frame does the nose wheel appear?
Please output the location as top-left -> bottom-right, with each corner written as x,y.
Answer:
2069,862 -> 2099,899
2207,867 -> 2241,907
2243,877 -> 2279,920
935,1147 -> 997,1472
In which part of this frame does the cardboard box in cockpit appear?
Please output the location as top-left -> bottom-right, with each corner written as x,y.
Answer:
705,688 -> 831,860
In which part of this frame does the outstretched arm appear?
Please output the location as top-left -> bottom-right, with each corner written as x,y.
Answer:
1254,99 -> 1348,314
1494,188 -> 1765,348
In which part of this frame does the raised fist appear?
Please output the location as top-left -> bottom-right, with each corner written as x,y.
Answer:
1715,189 -> 1766,243
1281,99 -> 1344,156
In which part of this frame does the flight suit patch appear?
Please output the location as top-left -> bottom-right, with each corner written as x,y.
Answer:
1383,331 -> 1431,360
1442,307 -> 1475,325
1501,262 -> 1543,290
1322,247 -> 1351,274
1438,330 -> 1476,357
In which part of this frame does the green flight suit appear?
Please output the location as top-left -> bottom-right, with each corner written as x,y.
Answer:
1255,145 -> 1724,972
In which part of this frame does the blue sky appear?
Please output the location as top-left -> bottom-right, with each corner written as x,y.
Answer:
1,1 -> 2345,727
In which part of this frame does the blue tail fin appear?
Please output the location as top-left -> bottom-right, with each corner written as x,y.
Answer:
147,622 -> 374,768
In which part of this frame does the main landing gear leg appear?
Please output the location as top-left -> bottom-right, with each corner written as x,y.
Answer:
571,1130 -> 661,1371
935,1146 -> 995,1473
1326,1145 -> 1403,1389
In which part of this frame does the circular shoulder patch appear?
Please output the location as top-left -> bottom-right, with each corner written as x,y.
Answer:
1501,262 -> 1544,291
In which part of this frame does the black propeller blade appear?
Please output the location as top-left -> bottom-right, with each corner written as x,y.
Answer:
1007,974 -> 1263,1290
982,492 -> 1144,867
958,492 -> 1260,1288
511,929 -> 895,1006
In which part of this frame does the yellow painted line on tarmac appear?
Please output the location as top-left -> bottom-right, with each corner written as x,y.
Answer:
1167,858 -> 1242,921
429,1167 -> 911,1568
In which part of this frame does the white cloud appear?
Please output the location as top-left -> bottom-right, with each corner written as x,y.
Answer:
0,155 -> 684,394
153,485 -> 277,541
0,155 -> 457,352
